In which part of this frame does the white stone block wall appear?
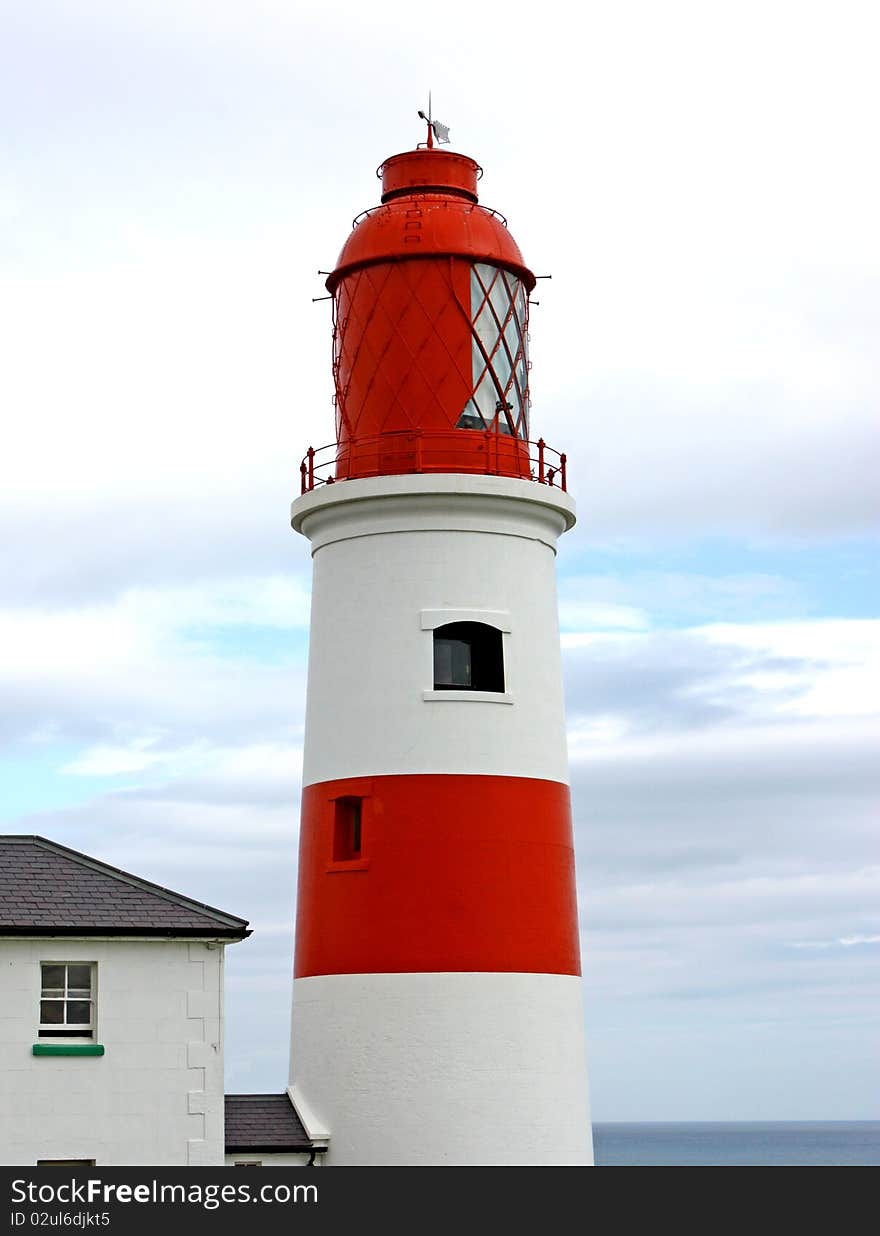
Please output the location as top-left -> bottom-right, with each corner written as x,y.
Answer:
0,936 -> 228,1166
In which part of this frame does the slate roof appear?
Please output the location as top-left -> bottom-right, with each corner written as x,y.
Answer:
224,1094 -> 316,1153
0,835 -> 250,938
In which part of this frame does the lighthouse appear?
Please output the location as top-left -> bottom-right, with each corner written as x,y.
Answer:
287,121 -> 593,1167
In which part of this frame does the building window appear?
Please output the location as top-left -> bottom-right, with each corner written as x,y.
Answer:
39,963 -> 95,1039
333,797 -> 363,862
433,622 -> 504,692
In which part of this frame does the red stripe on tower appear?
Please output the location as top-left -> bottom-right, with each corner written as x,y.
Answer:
294,774 -> 581,978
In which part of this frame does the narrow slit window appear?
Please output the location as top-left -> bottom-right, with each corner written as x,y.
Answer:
333,797 -> 363,862
432,622 -> 504,693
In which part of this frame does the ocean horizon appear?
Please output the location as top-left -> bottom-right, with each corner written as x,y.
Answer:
591,1121 -> 880,1166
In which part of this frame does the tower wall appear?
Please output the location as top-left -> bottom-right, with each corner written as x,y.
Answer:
288,474 -> 592,1165
295,473 -> 575,786
290,972 -> 591,1166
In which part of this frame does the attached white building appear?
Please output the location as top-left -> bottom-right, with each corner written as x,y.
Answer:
0,835 -> 254,1167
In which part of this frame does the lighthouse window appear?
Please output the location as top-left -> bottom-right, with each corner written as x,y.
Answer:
333,797 -> 363,862
433,622 -> 504,693
456,263 -> 529,439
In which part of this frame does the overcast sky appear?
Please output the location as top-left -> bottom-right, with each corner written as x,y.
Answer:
2,0 -> 878,1121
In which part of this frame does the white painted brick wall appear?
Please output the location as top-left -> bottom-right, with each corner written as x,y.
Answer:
0,937 -> 229,1166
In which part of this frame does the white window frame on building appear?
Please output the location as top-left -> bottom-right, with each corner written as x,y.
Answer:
39,962 -> 96,1040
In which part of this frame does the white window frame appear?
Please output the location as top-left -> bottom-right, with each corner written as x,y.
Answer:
420,609 -> 514,703
420,608 -> 511,633
39,961 -> 96,1039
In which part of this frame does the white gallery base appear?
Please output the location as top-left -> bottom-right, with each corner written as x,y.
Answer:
289,971 -> 593,1166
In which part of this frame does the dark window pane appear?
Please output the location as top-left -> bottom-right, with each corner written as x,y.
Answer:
66,1001 -> 92,1025
452,641 -> 471,685
333,798 -> 363,862
67,965 -> 91,991
434,638 -> 452,684
433,623 -> 504,692
434,637 -> 471,687
41,965 -> 65,993
40,1001 -> 64,1024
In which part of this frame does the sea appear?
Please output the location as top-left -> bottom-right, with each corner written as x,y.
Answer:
591,1122 -> 880,1167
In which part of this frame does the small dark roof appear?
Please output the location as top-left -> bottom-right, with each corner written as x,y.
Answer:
225,1094 -> 315,1153
0,835 -> 250,938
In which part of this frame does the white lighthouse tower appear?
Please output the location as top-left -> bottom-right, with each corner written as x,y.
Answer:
287,124 -> 593,1166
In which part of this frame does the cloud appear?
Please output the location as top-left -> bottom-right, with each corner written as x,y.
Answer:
563,634 -> 813,737
61,737 -> 168,776
789,935 -> 880,950
559,571 -> 804,627
562,620 -> 879,739
0,580 -> 310,750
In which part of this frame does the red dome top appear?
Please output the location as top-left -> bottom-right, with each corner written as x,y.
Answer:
326,147 -> 535,294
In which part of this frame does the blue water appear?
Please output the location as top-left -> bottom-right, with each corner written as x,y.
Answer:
592,1122 -> 880,1166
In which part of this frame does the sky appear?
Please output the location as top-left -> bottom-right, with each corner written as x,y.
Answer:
1,0 -> 878,1121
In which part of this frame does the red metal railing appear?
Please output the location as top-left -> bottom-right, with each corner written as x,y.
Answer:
298,431 -> 568,495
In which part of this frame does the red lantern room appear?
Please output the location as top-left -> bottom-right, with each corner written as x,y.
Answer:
300,127 -> 567,492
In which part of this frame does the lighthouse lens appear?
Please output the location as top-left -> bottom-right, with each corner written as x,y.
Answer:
457,263 -> 529,439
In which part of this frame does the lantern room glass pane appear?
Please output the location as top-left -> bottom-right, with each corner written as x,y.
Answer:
457,263 -> 529,439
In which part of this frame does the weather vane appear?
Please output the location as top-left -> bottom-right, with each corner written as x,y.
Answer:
418,91 -> 450,149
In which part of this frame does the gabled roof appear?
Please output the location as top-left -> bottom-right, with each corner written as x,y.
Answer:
0,835 -> 250,938
224,1094 -> 315,1153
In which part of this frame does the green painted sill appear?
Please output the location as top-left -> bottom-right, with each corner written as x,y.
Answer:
33,1043 -> 104,1057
